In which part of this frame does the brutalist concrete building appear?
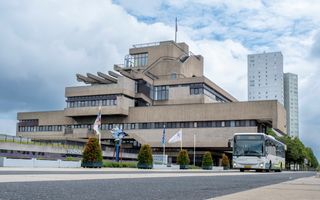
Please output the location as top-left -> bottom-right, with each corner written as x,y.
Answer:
17,41 -> 287,161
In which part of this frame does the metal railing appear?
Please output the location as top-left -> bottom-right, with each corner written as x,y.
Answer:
132,42 -> 160,48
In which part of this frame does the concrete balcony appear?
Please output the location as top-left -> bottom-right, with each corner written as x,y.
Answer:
64,105 -> 129,117
65,76 -> 136,98
72,128 -> 95,138
64,95 -> 133,117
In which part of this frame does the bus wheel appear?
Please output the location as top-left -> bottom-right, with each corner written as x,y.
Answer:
240,169 -> 244,172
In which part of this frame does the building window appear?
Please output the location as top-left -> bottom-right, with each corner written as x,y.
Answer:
66,95 -> 117,108
125,53 -> 148,67
154,86 -> 169,100
190,83 -> 203,95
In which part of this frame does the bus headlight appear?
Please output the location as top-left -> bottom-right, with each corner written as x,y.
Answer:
233,163 -> 237,167
259,163 -> 264,168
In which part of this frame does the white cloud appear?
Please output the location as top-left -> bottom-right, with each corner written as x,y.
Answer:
0,0 -> 319,158
188,39 -> 249,100
0,118 -> 16,136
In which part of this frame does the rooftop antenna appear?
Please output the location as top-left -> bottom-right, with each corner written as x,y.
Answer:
175,17 -> 178,43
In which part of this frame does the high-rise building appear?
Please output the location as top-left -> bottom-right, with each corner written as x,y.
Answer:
284,73 -> 299,137
248,52 -> 284,105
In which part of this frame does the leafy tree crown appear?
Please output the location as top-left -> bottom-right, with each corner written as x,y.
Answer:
177,150 -> 190,165
137,144 -> 153,165
202,151 -> 213,167
82,137 -> 103,163
221,154 -> 229,167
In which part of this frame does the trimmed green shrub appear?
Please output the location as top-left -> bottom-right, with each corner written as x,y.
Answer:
82,137 -> 103,168
189,165 -> 201,169
177,149 -> 190,169
103,161 -> 137,168
64,157 -> 81,161
137,144 -> 153,169
221,154 -> 230,169
202,151 -> 213,170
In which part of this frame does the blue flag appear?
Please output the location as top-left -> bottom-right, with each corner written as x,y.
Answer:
162,125 -> 166,146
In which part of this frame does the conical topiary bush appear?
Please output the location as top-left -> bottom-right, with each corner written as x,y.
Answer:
202,151 -> 213,170
137,144 -> 153,169
177,149 -> 190,169
81,137 -> 103,168
221,153 -> 230,170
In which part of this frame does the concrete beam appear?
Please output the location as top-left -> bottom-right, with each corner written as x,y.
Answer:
87,73 -> 113,84
97,72 -> 117,83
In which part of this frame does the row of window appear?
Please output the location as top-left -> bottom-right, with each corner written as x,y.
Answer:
135,80 -> 230,103
19,125 -> 62,132
125,53 -> 148,67
19,120 -> 257,132
67,95 -> 117,102
66,99 -> 117,108
190,83 -> 228,102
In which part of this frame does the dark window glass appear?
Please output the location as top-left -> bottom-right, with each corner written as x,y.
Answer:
216,121 -> 222,127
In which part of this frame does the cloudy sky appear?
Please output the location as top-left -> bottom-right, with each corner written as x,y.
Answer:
0,0 -> 319,159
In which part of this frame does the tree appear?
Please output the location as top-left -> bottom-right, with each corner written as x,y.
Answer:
294,138 -> 307,165
266,128 -> 278,138
305,147 -> 319,169
137,144 -> 153,169
82,137 -> 103,168
202,151 -> 213,170
177,149 -> 190,169
273,133 -> 318,171
221,154 -> 230,169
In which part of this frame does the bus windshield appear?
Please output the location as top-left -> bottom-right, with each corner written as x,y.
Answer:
234,135 -> 264,156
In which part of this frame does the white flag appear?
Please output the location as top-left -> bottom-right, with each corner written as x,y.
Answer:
93,107 -> 101,135
168,129 -> 182,144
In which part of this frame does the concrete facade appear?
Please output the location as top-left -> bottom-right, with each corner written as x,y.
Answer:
17,40 -> 287,155
284,73 -> 299,137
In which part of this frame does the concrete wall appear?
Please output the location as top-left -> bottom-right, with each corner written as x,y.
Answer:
0,157 -> 3,166
181,55 -> 204,77
17,110 -> 74,126
64,101 -> 129,117
129,41 -> 189,68
125,100 -> 286,133
153,76 -> 237,102
153,86 -> 204,106
127,127 -> 258,148
65,84 -> 135,98
0,142 -> 82,154
0,157 -> 81,168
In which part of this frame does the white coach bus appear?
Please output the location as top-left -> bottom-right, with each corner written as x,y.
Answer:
232,133 -> 286,172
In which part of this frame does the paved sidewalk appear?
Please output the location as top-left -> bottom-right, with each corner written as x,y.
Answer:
0,166 -> 227,172
0,170 -> 257,183
209,173 -> 320,200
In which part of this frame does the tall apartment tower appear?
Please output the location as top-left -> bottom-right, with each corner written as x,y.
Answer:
284,73 -> 299,137
248,52 -> 284,105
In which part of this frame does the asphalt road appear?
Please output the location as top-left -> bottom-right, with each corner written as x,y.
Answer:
0,171 -> 314,200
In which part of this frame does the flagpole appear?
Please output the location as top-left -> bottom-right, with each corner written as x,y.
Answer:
193,133 -> 196,165
99,106 -> 102,146
163,125 -> 166,165
175,17 -> 177,43
180,129 -> 182,150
